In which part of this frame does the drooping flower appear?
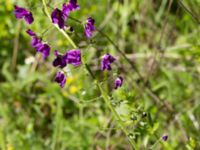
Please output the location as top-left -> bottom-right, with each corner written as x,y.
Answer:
55,71 -> 66,88
62,0 -> 80,18
101,53 -> 116,71
14,5 -> 34,24
65,49 -> 82,66
114,76 -> 123,89
53,50 -> 67,68
51,8 -> 65,28
26,29 -> 51,58
84,17 -> 95,38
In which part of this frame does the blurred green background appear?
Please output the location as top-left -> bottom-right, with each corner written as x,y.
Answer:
0,0 -> 200,149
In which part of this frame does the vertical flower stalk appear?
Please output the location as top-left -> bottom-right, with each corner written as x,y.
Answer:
41,0 -> 137,149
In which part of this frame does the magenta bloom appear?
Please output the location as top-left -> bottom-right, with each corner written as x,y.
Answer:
55,72 -> 66,88
14,5 -> 34,24
85,17 -> 95,38
66,49 -> 82,66
101,54 -> 116,71
114,77 -> 123,89
26,29 -> 51,59
51,8 -> 65,29
53,50 -> 67,68
62,0 -> 80,18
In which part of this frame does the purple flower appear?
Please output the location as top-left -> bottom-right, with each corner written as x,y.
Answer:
162,134 -> 168,141
68,0 -> 80,11
62,0 -> 80,18
84,17 -> 95,38
101,54 -> 116,71
114,77 -> 123,89
14,5 -> 34,24
66,49 -> 82,66
53,50 -> 67,68
26,29 -> 36,36
51,8 -> 65,28
37,44 -> 51,59
26,29 -> 51,58
31,36 -> 42,49
53,49 -> 81,68
55,72 -> 66,88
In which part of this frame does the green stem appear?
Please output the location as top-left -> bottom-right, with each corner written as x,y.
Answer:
42,0 -> 77,49
42,0 -> 137,149
97,84 -> 137,149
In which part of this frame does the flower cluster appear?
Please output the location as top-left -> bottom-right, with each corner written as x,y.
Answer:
14,1 -> 123,89
51,0 -> 79,29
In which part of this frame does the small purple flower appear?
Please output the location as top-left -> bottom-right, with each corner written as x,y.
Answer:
26,29 -> 36,36
14,5 -> 34,24
51,8 -> 65,29
66,49 -> 82,66
84,17 -> 95,38
114,76 -> 123,89
31,36 -> 42,49
62,0 -> 80,18
37,44 -> 51,59
55,72 -> 66,88
53,50 -> 67,68
26,29 -> 51,58
162,134 -> 168,141
101,54 -> 116,71
68,0 -> 80,11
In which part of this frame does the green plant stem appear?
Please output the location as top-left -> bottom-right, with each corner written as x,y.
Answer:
42,0 -> 137,149
42,0 -> 77,49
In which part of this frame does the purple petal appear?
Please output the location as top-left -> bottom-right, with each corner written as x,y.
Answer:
65,49 -> 82,66
62,0 -> 79,19
101,54 -> 116,71
162,135 -> 168,141
53,50 -> 67,68
114,76 -> 123,89
55,72 -> 66,88
26,29 -> 36,37
14,5 -> 34,24
24,13 -> 34,24
14,5 -> 29,18
62,3 -> 70,19
41,44 -> 51,59
31,37 -> 42,49
84,17 -> 95,38
51,8 -> 65,28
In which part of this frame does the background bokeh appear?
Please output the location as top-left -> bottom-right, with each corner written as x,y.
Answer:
0,0 -> 200,149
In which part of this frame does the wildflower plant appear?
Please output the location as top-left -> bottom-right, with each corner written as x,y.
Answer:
13,0 -> 172,149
